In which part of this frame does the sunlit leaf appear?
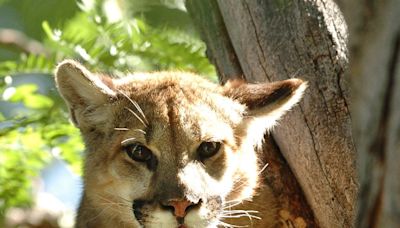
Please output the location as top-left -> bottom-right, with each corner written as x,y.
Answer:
24,94 -> 54,109
8,84 -> 37,102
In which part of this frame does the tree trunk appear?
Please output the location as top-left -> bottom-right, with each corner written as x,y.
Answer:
186,0 -> 358,227
333,0 -> 400,227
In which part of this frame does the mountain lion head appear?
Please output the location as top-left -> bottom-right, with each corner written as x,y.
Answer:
55,60 -> 306,228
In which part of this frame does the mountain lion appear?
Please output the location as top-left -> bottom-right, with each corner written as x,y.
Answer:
55,60 -> 306,228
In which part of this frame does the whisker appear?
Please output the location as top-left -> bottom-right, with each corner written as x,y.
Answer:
132,129 -> 146,134
218,221 -> 248,228
221,213 -> 261,219
119,91 -> 149,126
230,162 -> 270,193
130,101 -> 148,126
222,210 -> 259,215
90,193 -> 134,225
218,221 -> 232,228
220,214 -> 261,220
224,199 -> 243,205
258,163 -> 269,175
114,128 -> 146,135
125,107 -> 147,127
114,127 -> 130,131
220,223 -> 229,228
223,200 -> 244,209
221,164 -> 268,226
121,137 -> 136,145
223,205 -> 241,211
95,193 -> 130,207
87,205 -> 111,223
229,174 -> 252,193
103,190 -> 132,204
87,195 -> 124,223
221,209 -> 261,225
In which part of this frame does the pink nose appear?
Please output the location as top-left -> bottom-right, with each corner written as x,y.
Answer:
166,200 -> 194,217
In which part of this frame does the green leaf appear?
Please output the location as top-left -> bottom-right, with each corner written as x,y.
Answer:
24,94 -> 54,109
9,84 -> 37,102
42,21 -> 54,40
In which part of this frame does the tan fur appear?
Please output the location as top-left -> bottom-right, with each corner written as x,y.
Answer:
55,60 -> 306,228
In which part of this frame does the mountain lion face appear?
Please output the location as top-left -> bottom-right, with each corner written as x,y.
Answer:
55,60 -> 306,228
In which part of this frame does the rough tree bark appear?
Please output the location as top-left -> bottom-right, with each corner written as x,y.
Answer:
333,0 -> 400,227
186,0 -> 358,227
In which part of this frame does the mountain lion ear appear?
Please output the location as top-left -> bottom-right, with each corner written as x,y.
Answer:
55,60 -> 116,127
223,79 -> 307,145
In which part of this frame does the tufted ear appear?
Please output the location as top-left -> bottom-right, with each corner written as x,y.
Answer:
55,60 -> 116,128
223,79 -> 307,146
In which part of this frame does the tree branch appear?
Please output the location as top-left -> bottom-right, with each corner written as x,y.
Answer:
0,29 -> 48,55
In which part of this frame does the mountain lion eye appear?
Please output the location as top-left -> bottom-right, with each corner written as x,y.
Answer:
197,142 -> 221,160
124,144 -> 153,162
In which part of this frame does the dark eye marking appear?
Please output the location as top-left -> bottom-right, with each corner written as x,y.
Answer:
197,141 -> 221,160
122,143 -> 158,170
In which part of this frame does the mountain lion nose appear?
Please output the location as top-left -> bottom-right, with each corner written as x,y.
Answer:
161,199 -> 195,218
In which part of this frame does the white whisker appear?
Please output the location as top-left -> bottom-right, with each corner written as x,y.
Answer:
224,199 -> 243,204
114,127 -> 130,131
114,128 -> 146,136
258,163 -> 269,174
222,210 -> 259,215
121,137 -> 136,145
119,91 -> 149,126
221,214 -> 261,220
230,162 -> 270,193
132,129 -> 146,135
221,213 -> 261,219
218,221 -> 248,228
103,190 -> 132,204
87,205 -> 111,223
87,194 -> 127,223
223,201 -> 243,209
221,209 -> 261,226
130,101 -> 148,126
125,107 -> 147,127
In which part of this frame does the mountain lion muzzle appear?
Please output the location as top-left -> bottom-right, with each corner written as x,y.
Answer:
55,60 -> 306,228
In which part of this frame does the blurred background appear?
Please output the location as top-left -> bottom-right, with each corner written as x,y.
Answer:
0,0 -> 216,227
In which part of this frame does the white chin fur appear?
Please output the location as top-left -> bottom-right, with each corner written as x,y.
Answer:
185,207 -> 217,228
145,207 -> 216,228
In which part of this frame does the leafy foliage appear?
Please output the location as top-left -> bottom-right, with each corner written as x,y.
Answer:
0,0 -> 215,221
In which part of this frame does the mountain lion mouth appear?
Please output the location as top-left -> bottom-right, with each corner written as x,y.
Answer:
132,197 -> 222,227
